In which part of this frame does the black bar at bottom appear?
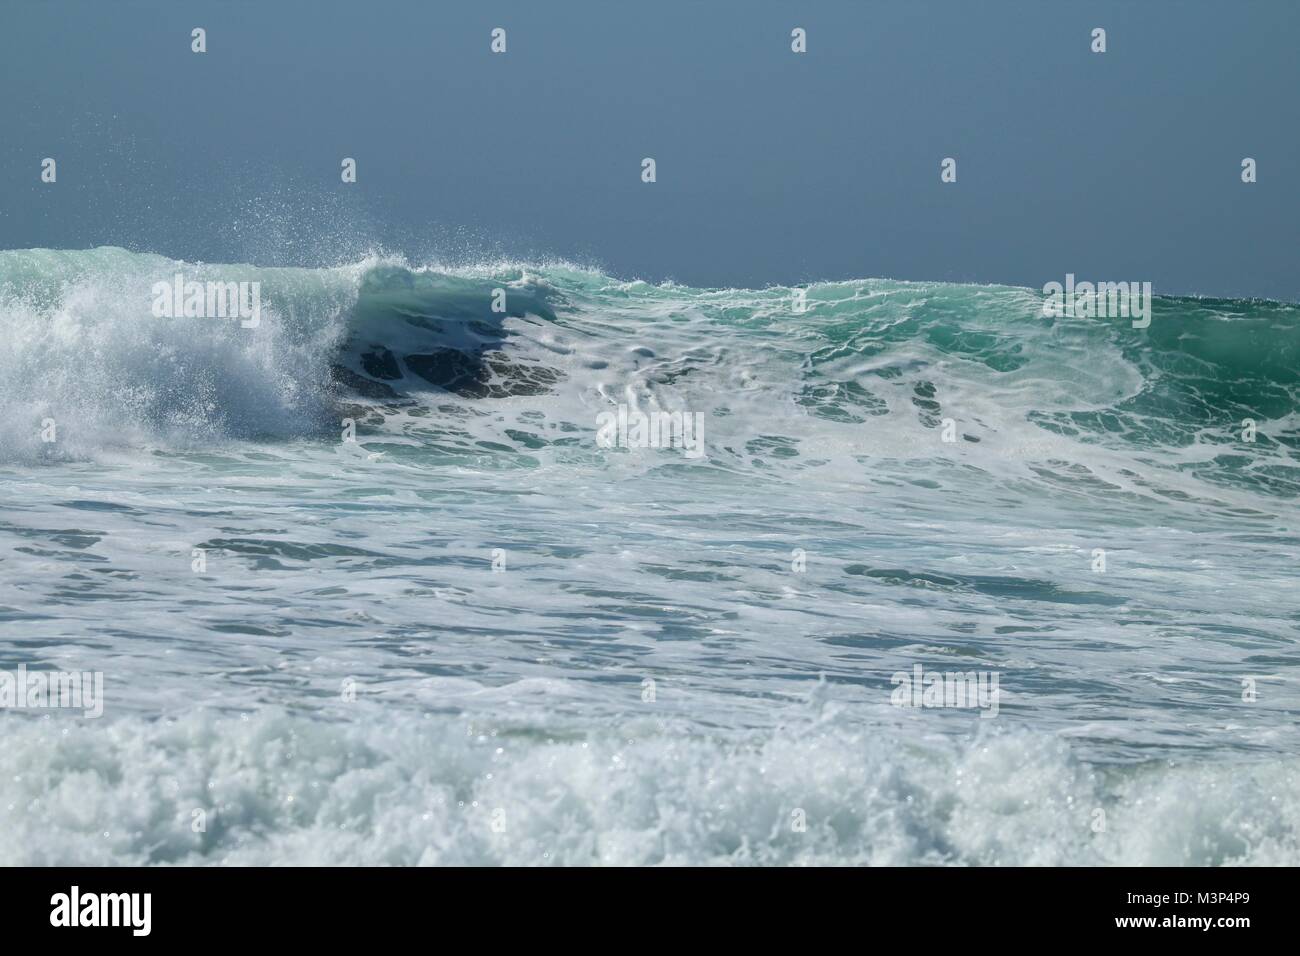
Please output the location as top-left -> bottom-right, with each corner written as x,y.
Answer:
0,866 -> 1283,941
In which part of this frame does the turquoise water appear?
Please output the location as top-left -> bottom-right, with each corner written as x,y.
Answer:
0,247 -> 1297,864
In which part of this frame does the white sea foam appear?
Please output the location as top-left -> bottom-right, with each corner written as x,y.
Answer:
0,707 -> 1295,866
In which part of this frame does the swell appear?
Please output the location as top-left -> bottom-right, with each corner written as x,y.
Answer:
1,247 -> 1297,504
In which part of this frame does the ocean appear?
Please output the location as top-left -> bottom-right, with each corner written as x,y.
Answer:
1,246 -> 1297,865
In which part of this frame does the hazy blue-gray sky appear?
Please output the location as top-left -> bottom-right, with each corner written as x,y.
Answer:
2,0 -> 1297,298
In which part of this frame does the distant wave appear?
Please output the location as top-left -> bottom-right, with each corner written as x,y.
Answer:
2,246 -> 1297,502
